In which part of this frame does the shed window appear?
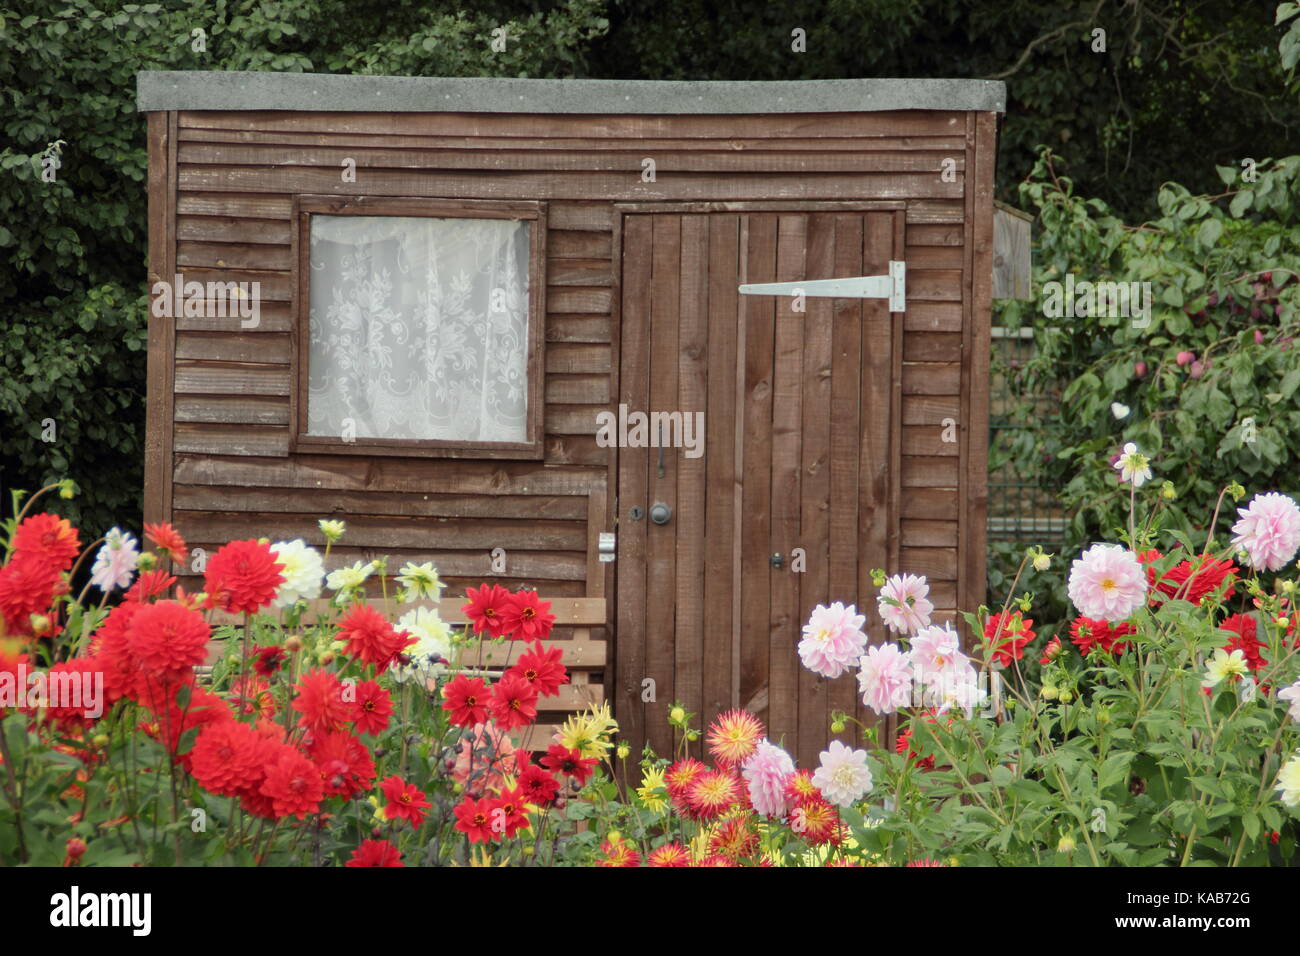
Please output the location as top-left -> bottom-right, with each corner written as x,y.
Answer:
291,198 -> 546,458
309,214 -> 529,442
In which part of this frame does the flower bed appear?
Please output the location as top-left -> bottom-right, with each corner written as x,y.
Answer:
1,464 -> 1298,866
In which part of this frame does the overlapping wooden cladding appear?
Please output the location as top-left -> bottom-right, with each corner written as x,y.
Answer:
158,104 -> 976,646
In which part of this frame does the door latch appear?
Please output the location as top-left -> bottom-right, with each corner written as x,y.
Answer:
770,552 -> 785,570
598,532 -> 616,563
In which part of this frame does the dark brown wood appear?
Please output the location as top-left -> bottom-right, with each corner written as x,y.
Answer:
615,213 -> 652,756
702,214 -> 740,725
768,214 -> 806,750
144,110 -> 177,527
739,214 -> 776,725
674,214 -> 709,738
644,214 -> 681,759
797,212 -> 834,761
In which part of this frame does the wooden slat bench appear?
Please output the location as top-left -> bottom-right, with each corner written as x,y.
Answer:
206,596 -> 607,751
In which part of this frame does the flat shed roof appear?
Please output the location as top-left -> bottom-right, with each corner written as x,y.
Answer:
137,71 -> 1005,114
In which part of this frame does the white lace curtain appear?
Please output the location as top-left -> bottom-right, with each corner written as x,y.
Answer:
307,215 -> 531,443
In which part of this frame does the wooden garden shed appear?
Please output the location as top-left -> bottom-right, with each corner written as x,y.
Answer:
137,71 -> 1005,766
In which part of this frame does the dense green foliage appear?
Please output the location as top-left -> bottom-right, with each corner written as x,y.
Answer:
989,145 -> 1300,630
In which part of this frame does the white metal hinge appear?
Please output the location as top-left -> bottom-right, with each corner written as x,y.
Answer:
738,260 -> 906,312
598,531 -> 616,563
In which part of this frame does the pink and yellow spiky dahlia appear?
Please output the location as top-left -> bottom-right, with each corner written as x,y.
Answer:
664,757 -> 707,809
794,796 -> 843,847
646,842 -> 692,867
706,709 -> 765,767
686,769 -> 744,820
694,854 -> 737,867
784,768 -> 823,807
708,813 -> 760,861
596,836 -> 641,867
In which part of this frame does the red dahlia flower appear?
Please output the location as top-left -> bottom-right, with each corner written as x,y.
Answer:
125,600 -> 211,686
453,795 -> 500,843
0,555 -> 67,637
1068,616 -> 1135,656
337,604 -> 414,674
507,642 -> 569,697
709,813 -> 760,859
488,671 -> 539,731
1039,635 -> 1063,665
124,570 -> 176,604
463,584 -> 512,639
664,757 -> 707,808
441,674 -> 490,727
191,720 -> 271,797
143,522 -> 187,564
1220,614 -> 1267,671
12,513 -> 81,571
494,786 -> 532,838
230,676 -> 276,719
292,669 -> 356,735
309,731 -> 377,799
252,645 -> 287,677
984,611 -> 1036,666
1151,553 -> 1237,606
380,775 -> 431,827
346,840 -> 404,867
352,679 -> 393,736
895,725 -> 936,771
203,539 -> 285,615
517,764 -> 561,805
260,749 -> 326,819
500,590 -> 556,641
540,744 -> 598,786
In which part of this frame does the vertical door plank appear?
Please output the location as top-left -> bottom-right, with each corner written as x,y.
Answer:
704,215 -> 741,726
768,214 -> 806,752
615,214 -> 652,754
644,214 -> 681,760
739,214 -> 777,723
828,214 -> 865,736
859,210 -> 899,742
675,214 -> 709,738
797,212 -> 835,763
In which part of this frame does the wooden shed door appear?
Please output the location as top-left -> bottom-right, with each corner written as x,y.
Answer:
615,208 -> 904,766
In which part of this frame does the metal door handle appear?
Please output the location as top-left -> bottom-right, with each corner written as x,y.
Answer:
649,502 -> 672,525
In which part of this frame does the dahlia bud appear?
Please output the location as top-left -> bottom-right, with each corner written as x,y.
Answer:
29,614 -> 53,637
1160,480 -> 1176,500
1096,708 -> 1111,725
616,742 -> 630,760
1057,835 -> 1076,853
92,734 -> 110,748
669,705 -> 686,724
63,838 -> 88,866
830,717 -> 846,734
1277,616 -> 1291,629
1032,553 -> 1051,572
1041,685 -> 1059,700
1058,690 -> 1074,703
318,519 -> 346,543
57,479 -> 76,499
870,568 -> 887,588
1227,481 -> 1246,502
284,635 -> 304,653
606,830 -> 622,844
686,729 -> 700,742
136,551 -> 157,571
319,652 -> 335,666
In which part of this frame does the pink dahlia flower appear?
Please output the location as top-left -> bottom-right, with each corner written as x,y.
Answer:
907,622 -> 969,688
811,739 -> 873,808
798,602 -> 869,678
856,643 -> 914,716
1066,544 -> 1147,622
741,739 -> 795,819
877,573 -> 933,636
1230,492 -> 1300,572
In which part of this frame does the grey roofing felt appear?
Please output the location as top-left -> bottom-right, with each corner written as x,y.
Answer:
137,71 -> 1005,114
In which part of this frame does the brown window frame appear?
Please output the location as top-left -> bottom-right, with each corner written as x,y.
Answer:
289,195 -> 547,460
